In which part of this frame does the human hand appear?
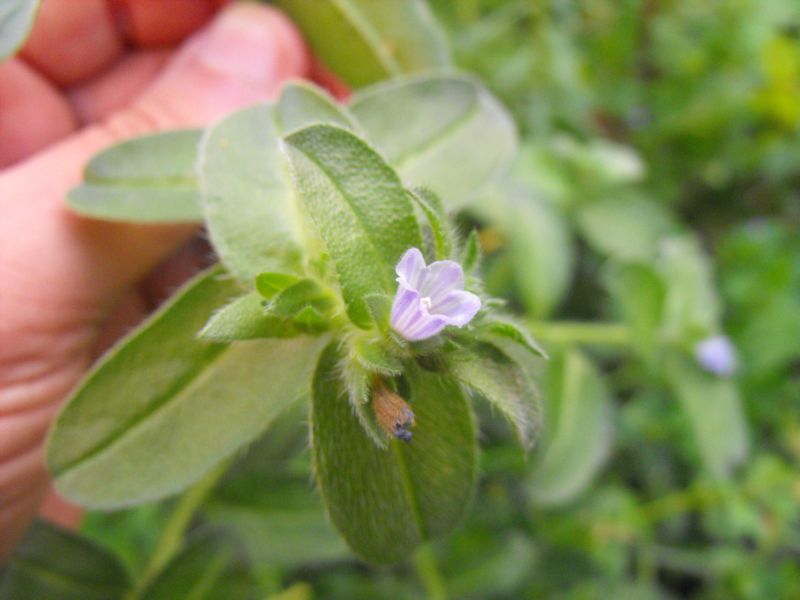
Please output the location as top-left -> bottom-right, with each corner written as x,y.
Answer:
0,0 -> 309,559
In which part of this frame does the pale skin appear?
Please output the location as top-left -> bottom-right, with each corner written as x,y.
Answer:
0,0 -> 312,559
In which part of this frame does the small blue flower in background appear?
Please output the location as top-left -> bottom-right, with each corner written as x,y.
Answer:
390,248 -> 481,341
694,335 -> 738,377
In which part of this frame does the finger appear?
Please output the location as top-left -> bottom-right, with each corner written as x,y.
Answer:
38,486 -> 83,530
20,0 -> 124,87
1,3 -> 309,317
0,60 -> 78,167
117,0 -> 217,47
0,3 -> 309,559
68,50 -> 171,125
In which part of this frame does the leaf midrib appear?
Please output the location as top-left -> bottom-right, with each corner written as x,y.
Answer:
52,343 -> 229,477
392,439 -> 428,542
330,0 -> 401,77
392,94 -> 480,168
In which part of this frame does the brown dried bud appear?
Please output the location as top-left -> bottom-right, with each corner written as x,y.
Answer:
372,382 -> 415,442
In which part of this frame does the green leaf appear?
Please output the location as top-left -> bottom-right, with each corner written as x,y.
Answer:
276,80 -> 356,133
267,278 -> 335,317
199,292 -> 298,341
505,191 -> 574,318
0,520 -> 130,600
351,74 -> 517,208
0,0 -> 40,60
254,272 -> 300,299
658,235 -> 721,344
527,350 -> 614,506
409,188 -> 452,260
460,229 -> 481,274
197,84 -> 359,284
311,343 -> 477,564
576,194 -> 675,261
197,105 -> 308,285
350,336 -> 403,375
68,130 -> 203,223
666,354 -> 749,479
47,268 -> 327,508
139,531 -> 255,600
204,278 -> 338,338
481,317 -> 548,359
363,292 -> 393,332
282,124 -> 422,327
273,0 -> 449,88
448,342 -> 540,450
605,262 -> 666,361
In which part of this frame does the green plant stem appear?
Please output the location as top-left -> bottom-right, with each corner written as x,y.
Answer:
413,544 -> 447,600
124,460 -> 230,600
529,321 -> 632,348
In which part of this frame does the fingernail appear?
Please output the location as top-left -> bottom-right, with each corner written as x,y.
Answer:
196,5 -> 279,85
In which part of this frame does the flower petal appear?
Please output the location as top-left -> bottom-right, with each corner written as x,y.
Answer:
419,260 -> 464,303
403,314 -> 449,340
395,247 -> 426,288
694,335 -> 737,377
433,290 -> 481,327
390,283 -> 422,332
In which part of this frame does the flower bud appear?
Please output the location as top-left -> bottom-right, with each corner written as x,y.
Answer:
372,382 -> 415,442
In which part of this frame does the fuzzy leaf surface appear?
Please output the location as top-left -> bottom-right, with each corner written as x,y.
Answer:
449,342 -> 540,449
47,268 -> 325,508
283,124 -> 422,327
311,344 -> 477,563
68,129 -> 203,222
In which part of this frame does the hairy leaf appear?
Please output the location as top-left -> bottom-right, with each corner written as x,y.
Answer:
449,342 -> 540,449
282,124 -> 422,327
68,130 -> 203,222
409,188 -> 452,260
47,268 -> 326,508
311,343 -> 477,563
274,0 -> 449,88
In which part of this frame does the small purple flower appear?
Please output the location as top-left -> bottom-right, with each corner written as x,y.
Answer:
695,335 -> 738,377
390,248 -> 481,341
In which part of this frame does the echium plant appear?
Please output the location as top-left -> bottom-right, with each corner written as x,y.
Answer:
47,76 -> 543,564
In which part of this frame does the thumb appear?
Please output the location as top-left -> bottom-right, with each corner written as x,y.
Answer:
0,4 -> 309,322
0,4 -> 308,558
